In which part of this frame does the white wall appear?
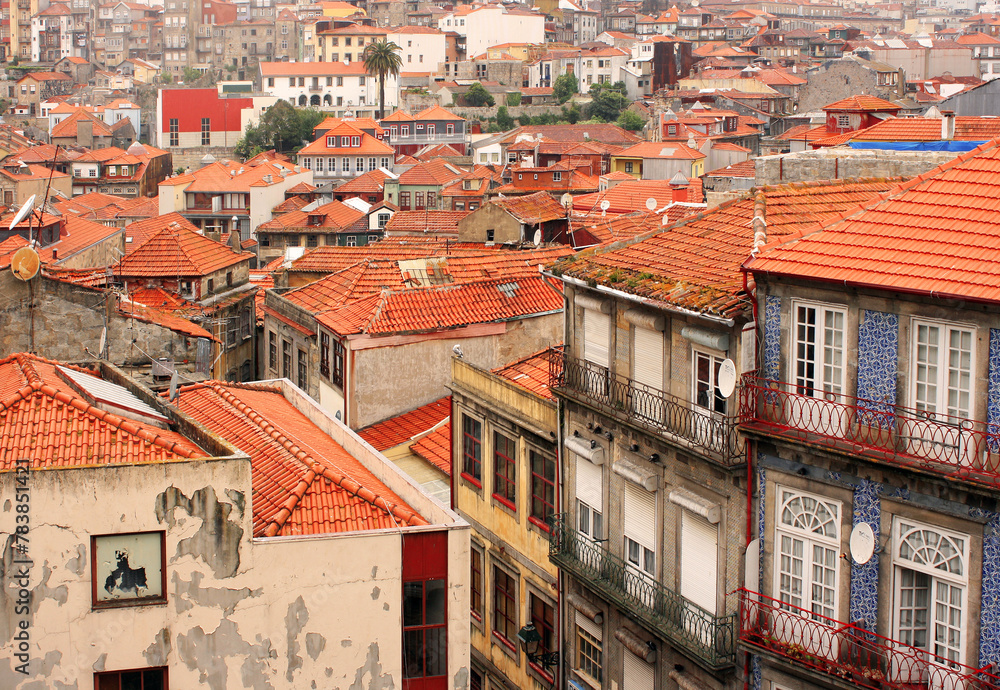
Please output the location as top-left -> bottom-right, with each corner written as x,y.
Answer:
387,30 -> 447,72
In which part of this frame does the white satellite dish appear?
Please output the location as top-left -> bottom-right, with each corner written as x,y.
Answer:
9,194 -> 36,230
645,197 -> 657,211
661,214 -> 671,226
560,192 -> 573,208
599,199 -> 610,212
168,370 -> 179,402
850,523 -> 876,564
532,229 -> 542,246
98,327 -> 107,358
718,358 -> 737,398
744,539 -> 760,595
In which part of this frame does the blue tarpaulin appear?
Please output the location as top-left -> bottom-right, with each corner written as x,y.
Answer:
848,141 -> 986,152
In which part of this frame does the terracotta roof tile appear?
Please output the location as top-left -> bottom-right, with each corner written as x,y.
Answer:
492,345 -> 562,400
748,141 -> 1000,303
118,221 -> 248,277
125,213 -> 199,253
411,421 -> 451,475
398,159 -> 465,186
385,210 -> 469,236
176,382 -> 425,537
822,94 -> 901,112
553,178 -> 900,319
358,397 -> 450,450
0,353 -> 204,469
258,200 -> 365,232
849,116 -> 1000,142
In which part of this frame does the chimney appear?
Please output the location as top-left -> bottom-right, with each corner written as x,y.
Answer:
752,192 -> 767,251
77,119 -> 93,148
941,110 -> 955,140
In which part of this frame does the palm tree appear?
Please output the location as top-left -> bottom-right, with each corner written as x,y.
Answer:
362,40 -> 403,119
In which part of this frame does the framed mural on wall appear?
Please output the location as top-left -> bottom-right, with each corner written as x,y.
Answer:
91,531 -> 166,607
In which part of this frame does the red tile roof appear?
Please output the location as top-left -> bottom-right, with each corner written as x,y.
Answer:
398,159 -> 465,186
117,298 -> 216,340
553,178 -> 901,319
573,179 -> 701,214
848,116 -> 1000,142
385,210 -> 469,236
118,221 -> 248,277
0,353 -> 204,469
298,122 -> 395,156
0,235 -> 28,269
617,141 -> 705,160
822,94 -> 901,112
37,216 -> 123,264
706,159 -> 756,178
257,200 -> 365,232
491,191 -> 567,223
414,105 -> 466,122
492,345 -> 562,400
125,213 -> 199,253
316,275 -> 564,336
411,420 -> 451,475
358,396 -> 451,450
286,238 -> 504,273
747,142 -> 1000,303
334,169 -> 389,194
176,381 -> 426,537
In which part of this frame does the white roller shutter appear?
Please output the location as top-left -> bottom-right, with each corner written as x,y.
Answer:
576,609 -> 602,640
633,326 -> 664,390
576,455 -> 603,513
623,649 -> 655,690
680,509 -> 719,614
624,482 -> 656,553
583,308 -> 610,368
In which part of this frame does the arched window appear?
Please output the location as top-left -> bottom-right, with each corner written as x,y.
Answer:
310,94 -> 320,106
298,95 -> 307,106
774,487 -> 841,618
323,94 -> 332,106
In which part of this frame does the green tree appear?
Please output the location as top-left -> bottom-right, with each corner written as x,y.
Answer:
506,91 -> 522,106
496,106 -> 515,131
561,102 -> 582,124
465,82 -> 495,107
182,66 -> 202,83
362,39 -> 403,119
617,109 -> 645,132
234,101 -> 326,159
553,72 -> 579,104
586,82 -> 629,122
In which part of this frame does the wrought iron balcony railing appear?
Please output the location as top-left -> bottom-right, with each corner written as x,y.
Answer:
551,354 -> 743,465
550,514 -> 736,670
739,589 -> 1000,690
739,373 -> 1000,488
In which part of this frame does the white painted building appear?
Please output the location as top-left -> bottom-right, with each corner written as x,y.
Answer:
31,5 -> 74,63
258,61 -> 397,115
387,26 -> 448,73
438,5 -> 545,60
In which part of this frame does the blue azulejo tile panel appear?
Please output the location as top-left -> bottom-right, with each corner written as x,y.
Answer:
751,654 -> 761,690
849,480 -> 880,632
971,507 -> 1000,669
987,329 -> 1000,450
762,295 -> 781,382
757,462 -> 766,573
856,310 -> 898,427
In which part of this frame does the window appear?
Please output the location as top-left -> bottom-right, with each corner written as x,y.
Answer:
403,579 -> 447,680
168,118 -> 178,146
471,547 -> 484,621
320,332 -> 330,378
297,349 -> 307,389
400,191 -> 411,210
912,319 -> 974,419
240,308 -> 250,339
793,301 -> 846,399
415,192 -> 424,209
492,565 -> 517,647
623,482 -> 655,578
207,278 -> 214,292
576,613 -> 603,684
529,593 -> 555,676
837,114 -> 850,128
351,135 -> 360,147
529,450 -> 555,529
624,161 -> 634,173
553,171 -> 562,181
462,415 -> 482,483
331,338 -> 344,387
694,351 -> 728,415
95,668 -> 167,690
91,532 -> 166,607
775,487 -> 840,619
892,518 -> 969,673
493,432 -> 516,509
282,340 -> 291,379
378,213 -> 390,228
201,117 -> 210,145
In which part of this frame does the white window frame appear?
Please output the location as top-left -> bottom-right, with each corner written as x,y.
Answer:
910,318 -> 975,420
575,611 -> 603,686
891,516 -> 970,679
792,300 -> 847,398
773,486 -> 841,621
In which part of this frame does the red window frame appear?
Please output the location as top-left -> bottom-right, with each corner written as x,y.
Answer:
462,415 -> 482,485
471,547 -> 483,621
493,432 -> 516,509
529,450 -> 555,530
529,594 -> 556,680
403,532 -> 448,690
492,565 -> 517,648
94,666 -> 167,690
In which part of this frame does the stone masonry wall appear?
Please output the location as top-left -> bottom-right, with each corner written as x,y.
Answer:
755,148 -> 959,186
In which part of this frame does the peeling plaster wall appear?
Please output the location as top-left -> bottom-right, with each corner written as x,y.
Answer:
0,456 -> 451,689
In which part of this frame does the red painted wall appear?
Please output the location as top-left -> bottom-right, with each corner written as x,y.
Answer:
161,89 -> 253,133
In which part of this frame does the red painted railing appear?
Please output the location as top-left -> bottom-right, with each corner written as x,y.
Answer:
739,373 -> 1000,486
739,590 -> 1000,690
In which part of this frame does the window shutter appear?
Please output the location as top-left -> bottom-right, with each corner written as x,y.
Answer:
576,456 -> 603,513
633,326 -> 664,390
623,482 -> 656,553
576,610 -> 601,639
584,308 -> 610,368
680,510 -> 718,614
622,649 -> 654,690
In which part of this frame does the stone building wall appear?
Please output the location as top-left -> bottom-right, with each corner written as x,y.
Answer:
755,148 -> 959,186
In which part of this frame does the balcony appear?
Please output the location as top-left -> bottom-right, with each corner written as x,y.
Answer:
387,131 -> 468,145
551,354 -> 743,465
739,590 -> 1000,690
550,515 -> 736,670
739,373 -> 1000,488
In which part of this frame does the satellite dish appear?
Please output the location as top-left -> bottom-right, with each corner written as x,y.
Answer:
168,370 -> 179,402
717,358 -> 737,398
560,192 -> 573,208
532,229 -> 542,246
10,246 -> 39,281
662,214 -> 671,226
599,199 -> 610,211
98,327 -> 107,358
850,523 -> 876,564
744,539 -> 760,595
9,194 -> 36,230
645,197 -> 657,211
